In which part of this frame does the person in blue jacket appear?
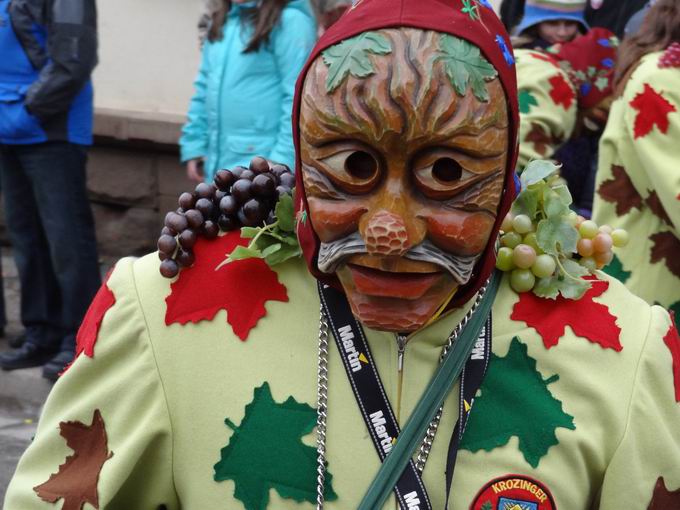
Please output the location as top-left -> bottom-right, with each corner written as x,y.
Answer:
180,0 -> 318,183
0,0 -> 101,381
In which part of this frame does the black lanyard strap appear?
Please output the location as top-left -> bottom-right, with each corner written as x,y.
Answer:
356,270 -> 500,510
319,281 -> 432,510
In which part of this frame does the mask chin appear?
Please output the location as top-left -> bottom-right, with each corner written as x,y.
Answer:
335,263 -> 459,332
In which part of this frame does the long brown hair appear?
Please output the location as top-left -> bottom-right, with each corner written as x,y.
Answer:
208,0 -> 291,53
614,0 -> 680,92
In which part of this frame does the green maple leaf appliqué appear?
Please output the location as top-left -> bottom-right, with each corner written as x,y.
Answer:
518,89 -> 539,114
460,337 -> 575,468
603,254 -> 631,284
437,35 -> 498,102
481,500 -> 493,510
322,32 -> 392,92
214,383 -> 337,509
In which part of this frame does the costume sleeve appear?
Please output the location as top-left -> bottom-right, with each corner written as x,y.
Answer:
267,8 -> 317,169
3,258 -> 179,510
597,305 -> 680,506
180,43 -> 211,163
516,51 -> 577,170
23,0 -> 98,122
622,69 -> 680,232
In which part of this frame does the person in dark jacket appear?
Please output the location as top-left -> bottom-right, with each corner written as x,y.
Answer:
584,0 -> 649,38
0,0 -> 101,381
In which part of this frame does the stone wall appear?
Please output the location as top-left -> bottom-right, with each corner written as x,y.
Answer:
86,142 -> 191,258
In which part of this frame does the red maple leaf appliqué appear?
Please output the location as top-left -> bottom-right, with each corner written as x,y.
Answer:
165,231 -> 288,340
629,83 -> 677,138
511,279 -> 622,351
663,315 -> 680,403
548,74 -> 575,110
75,269 -> 116,360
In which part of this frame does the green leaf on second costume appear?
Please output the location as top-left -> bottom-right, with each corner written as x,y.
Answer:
518,89 -> 538,114
603,254 -> 631,284
322,32 -> 392,92
437,35 -> 498,102
214,383 -> 337,510
460,337 -> 575,468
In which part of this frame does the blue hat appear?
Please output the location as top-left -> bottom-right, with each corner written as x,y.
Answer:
515,0 -> 589,36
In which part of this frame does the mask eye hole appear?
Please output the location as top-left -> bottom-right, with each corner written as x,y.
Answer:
432,158 -> 462,183
345,150 -> 378,180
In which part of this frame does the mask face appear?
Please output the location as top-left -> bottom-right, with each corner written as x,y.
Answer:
299,28 -> 509,332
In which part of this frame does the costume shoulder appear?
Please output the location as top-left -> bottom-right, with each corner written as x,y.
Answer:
515,50 -> 577,167
4,256 -> 179,509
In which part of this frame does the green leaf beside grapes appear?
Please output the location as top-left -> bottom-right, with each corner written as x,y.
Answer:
536,217 -> 579,256
502,160 -> 625,300
226,191 -> 302,267
519,159 -> 560,186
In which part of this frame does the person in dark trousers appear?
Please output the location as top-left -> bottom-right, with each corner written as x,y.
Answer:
0,0 -> 101,381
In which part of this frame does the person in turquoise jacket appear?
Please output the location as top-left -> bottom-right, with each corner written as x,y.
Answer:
180,0 -> 317,183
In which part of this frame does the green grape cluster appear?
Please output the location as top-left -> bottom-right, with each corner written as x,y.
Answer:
496,161 -> 628,299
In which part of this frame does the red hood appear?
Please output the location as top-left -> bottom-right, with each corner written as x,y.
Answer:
293,0 -> 520,309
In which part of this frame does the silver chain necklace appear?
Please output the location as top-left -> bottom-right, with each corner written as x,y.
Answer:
315,280 -> 490,509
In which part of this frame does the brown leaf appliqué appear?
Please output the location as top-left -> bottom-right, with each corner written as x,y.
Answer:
597,164 -> 643,215
650,232 -> 680,278
525,122 -> 562,156
34,410 -> 113,510
645,191 -> 672,226
647,476 -> 680,509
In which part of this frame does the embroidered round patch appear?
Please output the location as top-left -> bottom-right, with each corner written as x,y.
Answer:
470,475 -> 556,510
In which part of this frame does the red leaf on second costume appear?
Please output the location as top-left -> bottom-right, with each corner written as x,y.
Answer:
529,51 -> 559,68
75,269 -> 116,360
629,83 -> 677,138
663,315 -> 680,403
548,74 -> 575,110
511,279 -> 622,351
165,231 -> 288,340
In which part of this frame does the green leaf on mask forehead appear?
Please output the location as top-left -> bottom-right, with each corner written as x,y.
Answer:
322,32 -> 392,93
520,160 -> 560,186
437,35 -> 497,102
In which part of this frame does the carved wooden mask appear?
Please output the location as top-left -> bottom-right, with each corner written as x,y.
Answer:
299,28 -> 509,332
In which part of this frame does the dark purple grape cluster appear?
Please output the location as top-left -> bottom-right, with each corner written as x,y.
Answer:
157,156 -> 295,278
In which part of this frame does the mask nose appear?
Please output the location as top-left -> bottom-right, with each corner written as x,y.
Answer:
364,210 -> 410,256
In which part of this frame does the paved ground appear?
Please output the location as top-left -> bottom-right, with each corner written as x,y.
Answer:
0,249 -> 52,505
0,249 -> 113,504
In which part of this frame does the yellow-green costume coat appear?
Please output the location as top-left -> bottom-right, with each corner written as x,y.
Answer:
593,51 -> 680,319
4,247 -> 680,509
516,49 -> 577,168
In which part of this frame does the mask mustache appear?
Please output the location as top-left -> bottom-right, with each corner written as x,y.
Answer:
317,231 -> 479,285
